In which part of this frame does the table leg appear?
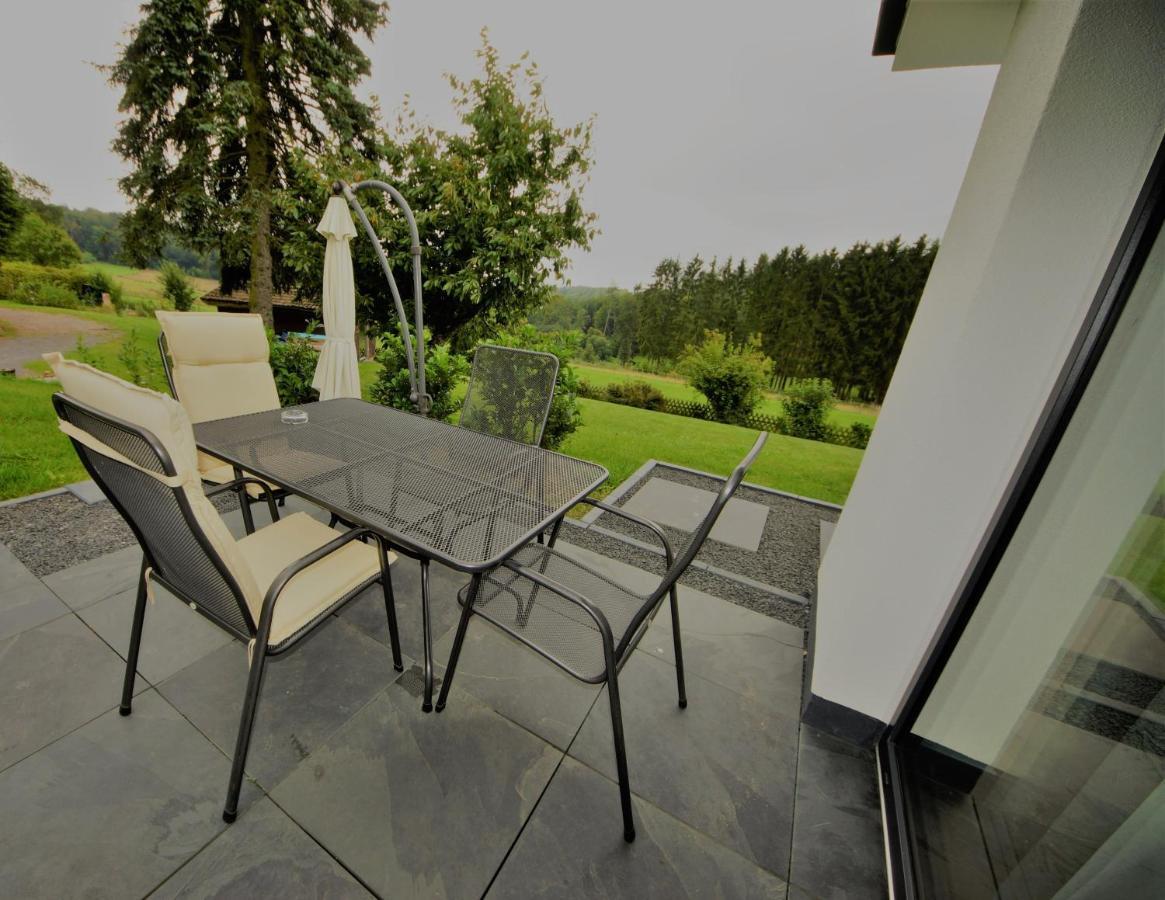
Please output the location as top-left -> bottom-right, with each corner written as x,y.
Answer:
420,558 -> 434,713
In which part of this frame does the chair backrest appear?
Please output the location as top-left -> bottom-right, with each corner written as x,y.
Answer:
46,354 -> 262,639
459,345 -> 559,446
155,311 -> 280,422
618,432 -> 769,655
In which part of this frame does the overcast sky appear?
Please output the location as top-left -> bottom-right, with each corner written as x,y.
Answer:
0,1 -> 997,288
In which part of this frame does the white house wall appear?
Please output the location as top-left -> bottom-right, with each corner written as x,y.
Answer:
810,0 -> 1165,727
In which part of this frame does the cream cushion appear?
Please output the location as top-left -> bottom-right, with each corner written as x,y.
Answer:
47,354 -> 392,648
156,311 -> 282,477
44,353 -> 262,604
236,512 -> 394,647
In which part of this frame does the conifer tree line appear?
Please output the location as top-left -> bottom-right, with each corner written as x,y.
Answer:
534,236 -> 937,404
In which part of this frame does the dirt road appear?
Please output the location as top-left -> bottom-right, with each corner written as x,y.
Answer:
0,307 -> 117,376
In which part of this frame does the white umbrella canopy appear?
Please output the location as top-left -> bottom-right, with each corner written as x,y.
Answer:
312,196 -> 362,401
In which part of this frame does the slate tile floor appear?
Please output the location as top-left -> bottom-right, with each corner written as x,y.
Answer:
0,497 -> 888,899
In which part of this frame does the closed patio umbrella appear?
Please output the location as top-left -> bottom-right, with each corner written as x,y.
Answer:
312,196 -> 361,401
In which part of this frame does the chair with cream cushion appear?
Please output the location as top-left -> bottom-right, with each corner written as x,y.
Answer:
155,310 -> 286,533
45,353 -> 403,823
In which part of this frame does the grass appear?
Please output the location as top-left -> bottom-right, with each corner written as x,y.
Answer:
0,376 -> 88,498
0,300 -> 865,504
1109,476 -> 1165,612
572,361 -> 879,430
561,398 -> 861,506
87,262 -> 218,309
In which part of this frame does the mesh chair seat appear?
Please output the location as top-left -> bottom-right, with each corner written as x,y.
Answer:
236,512 -> 385,651
465,543 -> 652,682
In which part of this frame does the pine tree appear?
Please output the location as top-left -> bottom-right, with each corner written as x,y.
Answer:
109,0 -> 387,325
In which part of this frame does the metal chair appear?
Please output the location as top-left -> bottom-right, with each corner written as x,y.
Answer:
156,311 -> 288,534
437,432 -> 768,843
48,359 -> 403,824
459,345 -> 559,446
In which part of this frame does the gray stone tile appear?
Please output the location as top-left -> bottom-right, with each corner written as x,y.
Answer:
77,583 -> 235,685
65,479 -> 107,504
158,617 -> 402,791
489,756 -> 788,899
0,613 -> 131,771
42,544 -> 142,609
569,653 -> 800,876
641,589 -> 805,717
339,557 -> 466,662
789,727 -> 887,900
623,478 -> 770,551
433,620 -> 601,750
272,681 -> 561,899
0,690 -> 245,900
0,548 -> 69,640
148,796 -> 372,899
907,777 -> 997,900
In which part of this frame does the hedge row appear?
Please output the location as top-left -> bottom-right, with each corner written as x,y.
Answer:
0,261 -> 123,309
577,377 -> 871,449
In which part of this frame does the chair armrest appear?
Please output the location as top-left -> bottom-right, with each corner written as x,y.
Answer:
500,558 -> 617,647
258,528 -> 386,626
205,476 -> 280,523
577,498 -> 675,566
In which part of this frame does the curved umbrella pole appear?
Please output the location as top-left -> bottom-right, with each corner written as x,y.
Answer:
332,179 -> 431,416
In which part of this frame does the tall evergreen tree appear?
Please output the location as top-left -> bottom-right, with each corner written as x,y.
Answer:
0,163 -> 21,256
109,0 -> 387,325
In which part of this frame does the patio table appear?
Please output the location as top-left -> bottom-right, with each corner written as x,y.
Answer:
193,397 -> 607,711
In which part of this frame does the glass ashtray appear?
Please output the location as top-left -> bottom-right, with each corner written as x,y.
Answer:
281,409 -> 309,425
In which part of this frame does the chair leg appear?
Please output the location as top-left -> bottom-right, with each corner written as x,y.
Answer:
328,513 -> 340,529
668,586 -> 688,709
606,662 -> 636,842
377,539 -> 403,671
420,559 -> 434,713
435,575 -> 481,712
119,558 -> 149,716
223,639 -> 270,823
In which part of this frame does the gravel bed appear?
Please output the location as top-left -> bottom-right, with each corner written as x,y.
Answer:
561,521 -> 810,631
591,464 -> 838,602
0,490 -> 239,577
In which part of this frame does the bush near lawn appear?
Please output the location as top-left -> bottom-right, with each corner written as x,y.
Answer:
572,361 -> 878,430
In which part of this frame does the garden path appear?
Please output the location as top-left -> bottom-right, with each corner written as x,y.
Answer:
0,308 -> 116,376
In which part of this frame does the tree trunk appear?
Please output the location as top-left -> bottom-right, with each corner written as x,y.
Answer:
240,5 -> 274,328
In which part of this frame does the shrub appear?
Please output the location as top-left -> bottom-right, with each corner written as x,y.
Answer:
605,379 -> 666,411
117,328 -> 159,387
679,331 -> 772,423
5,212 -> 83,267
0,261 -> 82,304
269,331 -> 320,407
160,260 -> 197,311
782,380 -> 836,441
371,328 -> 468,422
84,269 -> 125,309
20,281 -> 80,308
487,325 -> 583,450
847,421 -> 872,449
630,355 -> 675,375
576,378 -> 602,399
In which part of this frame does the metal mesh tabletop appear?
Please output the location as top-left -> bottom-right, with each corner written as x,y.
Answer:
193,399 -> 607,572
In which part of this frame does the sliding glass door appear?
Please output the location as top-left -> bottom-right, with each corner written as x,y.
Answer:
891,163 -> 1165,898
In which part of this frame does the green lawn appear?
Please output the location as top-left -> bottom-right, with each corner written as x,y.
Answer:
1,302 -> 865,504
573,361 -> 879,430
87,262 -> 218,309
562,398 -> 860,506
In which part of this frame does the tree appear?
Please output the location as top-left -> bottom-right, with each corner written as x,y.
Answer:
0,164 -> 21,256
160,260 -> 197,311
5,212 -> 84,267
285,33 -> 595,350
109,0 -> 388,326
680,330 -> 772,423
